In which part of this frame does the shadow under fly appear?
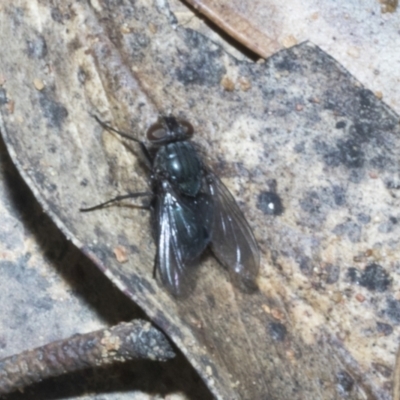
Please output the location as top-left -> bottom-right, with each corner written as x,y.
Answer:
81,115 -> 260,296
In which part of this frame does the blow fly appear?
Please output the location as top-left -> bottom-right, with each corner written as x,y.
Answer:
81,116 -> 260,296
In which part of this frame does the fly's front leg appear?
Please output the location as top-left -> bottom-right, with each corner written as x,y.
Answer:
91,114 -> 153,167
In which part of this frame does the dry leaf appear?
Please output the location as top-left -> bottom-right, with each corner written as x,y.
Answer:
0,1 -> 399,399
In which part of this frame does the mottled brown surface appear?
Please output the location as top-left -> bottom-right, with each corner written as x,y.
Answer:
0,1 -> 400,399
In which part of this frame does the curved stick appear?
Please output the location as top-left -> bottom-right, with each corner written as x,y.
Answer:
0,320 -> 175,395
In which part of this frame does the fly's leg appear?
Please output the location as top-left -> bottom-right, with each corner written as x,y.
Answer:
91,114 -> 153,167
152,256 -> 158,279
80,192 -> 152,212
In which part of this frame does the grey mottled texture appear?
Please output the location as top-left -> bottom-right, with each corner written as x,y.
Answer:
0,0 -> 399,399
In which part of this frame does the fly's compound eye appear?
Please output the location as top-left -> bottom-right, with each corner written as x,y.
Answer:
147,122 -> 168,143
147,117 -> 194,144
178,120 -> 194,138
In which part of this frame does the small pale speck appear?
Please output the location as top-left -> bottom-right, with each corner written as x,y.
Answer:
120,24 -> 131,34
90,0 -> 102,12
271,308 -> 285,321
114,245 -> 128,263
262,304 -> 271,314
373,215 -> 382,223
148,23 -> 157,34
332,292 -> 343,303
238,76 -> 251,91
48,167 -> 56,176
6,100 -> 14,114
282,35 -> 297,48
221,75 -> 235,91
347,47 -> 360,58
369,171 -> 379,179
355,293 -> 366,302
33,78 -> 45,91
286,349 -> 296,362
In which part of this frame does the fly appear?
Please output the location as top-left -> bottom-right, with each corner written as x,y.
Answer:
81,115 -> 260,296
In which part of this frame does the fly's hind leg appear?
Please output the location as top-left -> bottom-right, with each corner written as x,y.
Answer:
80,192 -> 153,212
152,255 -> 158,279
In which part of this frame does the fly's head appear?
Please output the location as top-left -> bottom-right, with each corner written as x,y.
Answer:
147,116 -> 193,145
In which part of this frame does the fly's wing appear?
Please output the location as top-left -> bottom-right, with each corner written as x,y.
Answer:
205,171 -> 260,289
155,183 -> 213,296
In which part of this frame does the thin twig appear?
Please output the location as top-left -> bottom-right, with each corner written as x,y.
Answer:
0,319 -> 175,395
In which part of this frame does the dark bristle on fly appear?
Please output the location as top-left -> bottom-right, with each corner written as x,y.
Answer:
81,114 -> 260,296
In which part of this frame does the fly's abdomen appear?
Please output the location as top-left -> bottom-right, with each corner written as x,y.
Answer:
154,141 -> 202,197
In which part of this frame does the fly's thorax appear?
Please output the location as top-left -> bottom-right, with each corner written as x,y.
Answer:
153,141 -> 203,197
